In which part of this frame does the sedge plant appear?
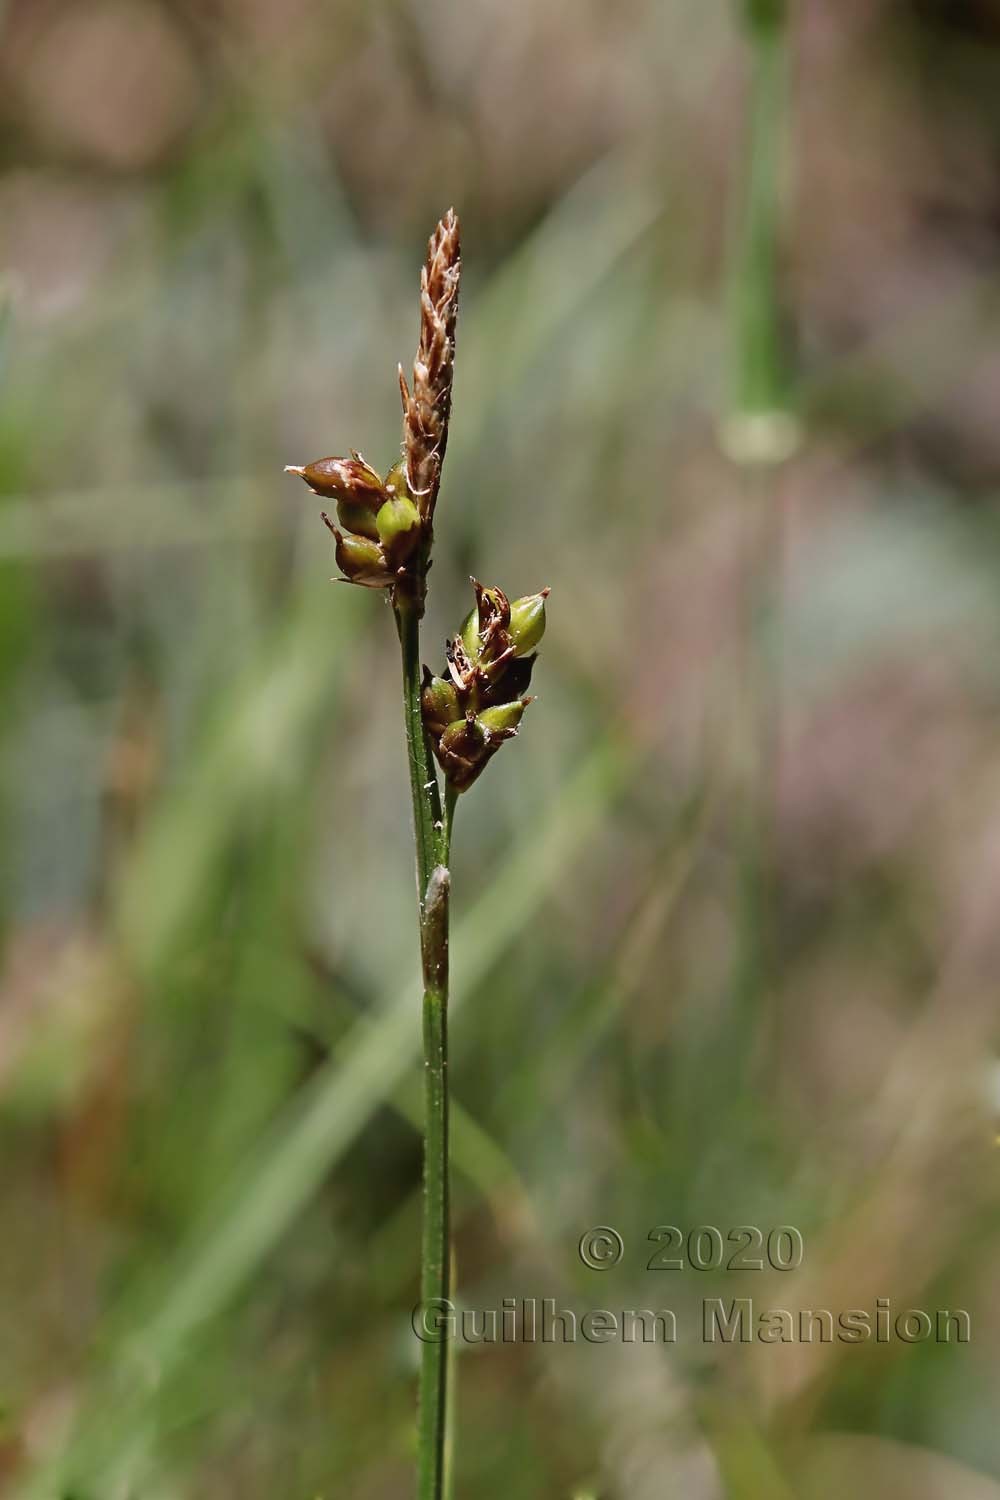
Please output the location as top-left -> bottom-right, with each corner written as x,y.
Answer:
285,210 -> 548,1500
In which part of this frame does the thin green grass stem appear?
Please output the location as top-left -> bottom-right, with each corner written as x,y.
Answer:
395,595 -> 451,1500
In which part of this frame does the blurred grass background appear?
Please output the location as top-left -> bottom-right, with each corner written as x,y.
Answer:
3,0 -> 1000,1495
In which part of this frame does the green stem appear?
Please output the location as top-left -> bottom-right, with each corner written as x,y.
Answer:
394,597 -> 451,1500
396,600 -> 445,881
734,0 -> 789,421
727,0 -> 791,1083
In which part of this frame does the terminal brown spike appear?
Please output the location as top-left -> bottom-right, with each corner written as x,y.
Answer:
402,208 -> 461,519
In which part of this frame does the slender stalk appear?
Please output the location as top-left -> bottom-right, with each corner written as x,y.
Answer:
726,0 -> 795,1081
734,2 -> 788,424
395,595 -> 451,1500
396,598 -> 445,879
417,868 -> 449,1500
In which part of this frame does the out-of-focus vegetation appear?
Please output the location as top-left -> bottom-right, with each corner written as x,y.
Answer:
2,1 -> 1000,1495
